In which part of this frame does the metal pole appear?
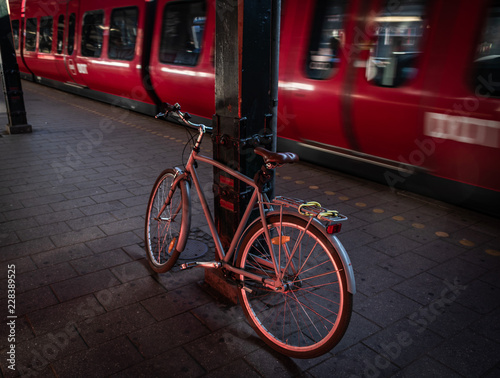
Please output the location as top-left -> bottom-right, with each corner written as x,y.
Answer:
270,0 -> 281,153
213,0 -> 274,250
0,0 -> 31,134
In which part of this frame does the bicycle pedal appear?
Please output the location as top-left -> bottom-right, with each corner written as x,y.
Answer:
180,262 -> 198,270
180,261 -> 221,270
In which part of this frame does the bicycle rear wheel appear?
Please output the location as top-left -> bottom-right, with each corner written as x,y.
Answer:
236,214 -> 352,359
145,169 -> 190,273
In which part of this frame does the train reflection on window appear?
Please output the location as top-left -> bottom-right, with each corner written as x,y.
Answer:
367,0 -> 428,87
39,16 -> 53,53
82,11 -> 104,58
307,0 -> 348,80
68,13 -> 76,55
25,18 -> 37,52
57,15 -> 64,54
160,1 -> 206,66
474,0 -> 500,97
109,7 -> 138,61
11,20 -> 19,50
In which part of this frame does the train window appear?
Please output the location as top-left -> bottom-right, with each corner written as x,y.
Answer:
109,7 -> 138,61
474,0 -> 500,97
306,0 -> 348,80
81,10 -> 104,57
11,20 -> 19,50
367,0 -> 428,87
39,16 -> 53,53
68,13 -> 76,55
159,1 -> 206,66
57,15 -> 64,54
25,18 -> 37,52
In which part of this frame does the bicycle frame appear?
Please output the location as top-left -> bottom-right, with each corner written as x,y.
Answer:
172,126 -> 281,288
163,120 -> 355,294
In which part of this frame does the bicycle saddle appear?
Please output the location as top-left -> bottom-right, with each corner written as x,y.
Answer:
254,147 -> 299,165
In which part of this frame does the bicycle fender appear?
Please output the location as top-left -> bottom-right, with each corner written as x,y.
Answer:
328,234 -> 356,294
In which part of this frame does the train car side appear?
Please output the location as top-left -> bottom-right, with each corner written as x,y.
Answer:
8,0 -> 500,216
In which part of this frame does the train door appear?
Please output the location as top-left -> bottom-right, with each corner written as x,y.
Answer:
64,0 -> 87,87
418,0 -> 500,193
53,11 -> 72,83
278,0 -> 357,151
347,0 -> 436,173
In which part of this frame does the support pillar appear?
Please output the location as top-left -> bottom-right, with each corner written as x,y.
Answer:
206,0 -> 280,302
0,0 -> 31,134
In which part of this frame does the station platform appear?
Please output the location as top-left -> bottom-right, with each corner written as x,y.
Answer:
1,81 -> 499,377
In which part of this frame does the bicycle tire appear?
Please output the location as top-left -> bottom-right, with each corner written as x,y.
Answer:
236,213 -> 352,359
145,169 -> 190,273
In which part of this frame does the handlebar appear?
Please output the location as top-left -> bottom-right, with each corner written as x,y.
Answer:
156,102 -> 212,133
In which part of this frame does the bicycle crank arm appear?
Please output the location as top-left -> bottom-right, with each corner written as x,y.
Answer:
180,261 -> 222,270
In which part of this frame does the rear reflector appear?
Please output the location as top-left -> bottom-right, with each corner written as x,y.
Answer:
326,224 -> 342,234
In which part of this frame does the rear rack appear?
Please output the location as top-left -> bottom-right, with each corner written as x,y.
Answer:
273,196 -> 348,223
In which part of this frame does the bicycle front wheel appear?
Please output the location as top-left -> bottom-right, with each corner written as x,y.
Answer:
145,169 -> 190,273
236,214 -> 352,359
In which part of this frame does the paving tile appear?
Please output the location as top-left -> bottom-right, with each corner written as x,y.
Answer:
16,262 -> 78,293
70,249 -> 132,275
77,303 -> 156,347
392,356 -> 462,378
16,286 -> 59,316
51,270 -> 120,302
0,237 -> 55,262
31,243 -> 94,268
205,359 -> 262,378
184,321 -> 262,372
368,234 -> 423,257
98,216 -> 143,236
141,283 -> 212,321
95,276 -> 166,311
80,201 -> 125,215
378,251 -> 437,279
428,258 -> 487,285
362,317 -> 444,369
34,207 -> 85,225
65,212 -> 118,231
128,312 -> 210,358
355,289 -> 421,328
110,260 -> 153,283
28,294 -> 106,336
109,346 -> 206,377
52,337 -> 143,378
429,329 -> 500,377
361,219 -> 409,239
121,244 -> 147,260
355,264 -> 405,296
309,342 -> 399,377
85,231 -> 141,253
50,226 -> 106,248
16,221 -> 72,242
453,279 -> 500,315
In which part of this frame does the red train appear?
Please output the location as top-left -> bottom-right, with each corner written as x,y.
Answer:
8,0 -> 500,216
